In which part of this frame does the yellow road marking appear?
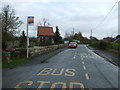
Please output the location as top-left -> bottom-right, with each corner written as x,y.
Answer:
50,82 -> 66,90
51,68 -> 64,76
37,68 -> 53,75
65,69 -> 75,76
82,61 -> 85,64
85,73 -> 89,80
14,81 -> 86,89
37,81 -> 50,88
83,66 -> 86,70
37,68 -> 76,76
69,82 -> 84,90
14,81 -> 33,88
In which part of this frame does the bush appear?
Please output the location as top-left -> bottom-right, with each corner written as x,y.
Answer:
90,41 -> 108,49
99,41 -> 108,49
89,41 -> 99,48
110,43 -> 120,51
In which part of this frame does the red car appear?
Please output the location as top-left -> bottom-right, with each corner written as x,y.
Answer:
68,42 -> 77,48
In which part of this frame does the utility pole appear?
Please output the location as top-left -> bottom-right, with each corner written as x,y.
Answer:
90,29 -> 93,40
91,29 -> 92,37
73,28 -> 74,35
71,28 -> 74,36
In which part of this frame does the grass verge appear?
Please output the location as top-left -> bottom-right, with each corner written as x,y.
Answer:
2,57 -> 30,68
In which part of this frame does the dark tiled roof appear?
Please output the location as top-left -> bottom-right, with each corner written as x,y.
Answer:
38,26 -> 54,36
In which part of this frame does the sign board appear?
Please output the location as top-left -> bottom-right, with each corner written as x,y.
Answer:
26,16 -> 34,58
28,16 -> 34,25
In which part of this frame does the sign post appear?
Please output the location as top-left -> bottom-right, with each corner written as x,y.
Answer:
27,16 -> 34,58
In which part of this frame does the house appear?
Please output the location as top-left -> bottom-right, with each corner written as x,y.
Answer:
114,35 -> 120,43
37,26 -> 54,46
114,38 -> 120,43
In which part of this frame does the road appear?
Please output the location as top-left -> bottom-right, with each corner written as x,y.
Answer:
2,45 -> 118,89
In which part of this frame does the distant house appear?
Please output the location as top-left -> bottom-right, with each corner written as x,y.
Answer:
37,26 -> 55,46
114,35 -> 120,43
114,38 -> 120,43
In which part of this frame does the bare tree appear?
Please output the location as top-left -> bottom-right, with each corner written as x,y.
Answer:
43,18 -> 47,26
47,22 -> 51,26
39,18 -> 50,27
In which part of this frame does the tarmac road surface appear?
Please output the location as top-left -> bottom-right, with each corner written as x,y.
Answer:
2,45 -> 118,89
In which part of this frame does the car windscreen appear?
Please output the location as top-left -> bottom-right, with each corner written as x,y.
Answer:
69,42 -> 77,44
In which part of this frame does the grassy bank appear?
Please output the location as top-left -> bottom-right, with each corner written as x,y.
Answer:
2,57 -> 29,68
89,41 -> 120,55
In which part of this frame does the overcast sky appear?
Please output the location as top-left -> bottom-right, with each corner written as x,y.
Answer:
1,0 -> 119,39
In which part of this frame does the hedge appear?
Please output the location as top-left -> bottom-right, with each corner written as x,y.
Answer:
90,41 -> 120,51
110,43 -> 120,51
89,41 -> 108,49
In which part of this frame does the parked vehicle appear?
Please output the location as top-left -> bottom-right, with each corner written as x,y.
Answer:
68,42 -> 77,48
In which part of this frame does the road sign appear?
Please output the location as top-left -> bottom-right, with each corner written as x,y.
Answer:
26,16 -> 34,58
28,16 -> 34,25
